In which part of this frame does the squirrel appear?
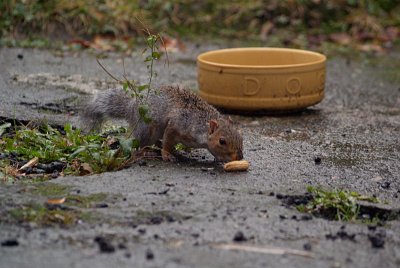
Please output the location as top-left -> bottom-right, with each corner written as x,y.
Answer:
80,85 -> 243,162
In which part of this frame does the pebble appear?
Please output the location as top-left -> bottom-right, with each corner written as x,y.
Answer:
303,242 -> 312,251
1,239 -> 19,247
233,231 -> 247,242
145,248 -> 154,260
94,236 -> 115,253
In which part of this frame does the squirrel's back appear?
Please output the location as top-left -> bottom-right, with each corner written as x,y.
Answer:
80,85 -> 220,133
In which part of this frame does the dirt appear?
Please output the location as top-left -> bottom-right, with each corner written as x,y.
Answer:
0,44 -> 400,268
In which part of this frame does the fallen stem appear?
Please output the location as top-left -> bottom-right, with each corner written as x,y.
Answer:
212,243 -> 314,258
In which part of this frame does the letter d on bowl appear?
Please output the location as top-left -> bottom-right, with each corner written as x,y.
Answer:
243,76 -> 260,96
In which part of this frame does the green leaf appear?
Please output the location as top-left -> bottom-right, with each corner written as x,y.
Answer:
117,137 -> 139,155
132,139 -> 140,149
138,84 -> 149,92
69,146 -> 87,159
146,35 -> 157,47
138,104 -> 150,118
0,123 -> 11,136
123,82 -> 129,91
152,51 -> 161,60
142,116 -> 152,124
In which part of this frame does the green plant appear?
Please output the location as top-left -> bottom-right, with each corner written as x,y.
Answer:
0,122 -> 131,177
8,203 -> 93,227
297,186 -> 380,221
96,22 -> 166,136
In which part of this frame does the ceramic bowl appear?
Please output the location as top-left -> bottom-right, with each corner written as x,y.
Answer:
197,48 -> 326,111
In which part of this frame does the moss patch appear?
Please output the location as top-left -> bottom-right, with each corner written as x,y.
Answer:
31,183 -> 71,197
8,203 -> 93,227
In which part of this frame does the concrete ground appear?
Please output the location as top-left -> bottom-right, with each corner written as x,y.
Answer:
0,44 -> 399,268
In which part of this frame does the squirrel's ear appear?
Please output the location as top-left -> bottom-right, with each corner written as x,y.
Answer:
208,119 -> 219,134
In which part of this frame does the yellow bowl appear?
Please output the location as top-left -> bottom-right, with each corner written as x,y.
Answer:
197,48 -> 326,111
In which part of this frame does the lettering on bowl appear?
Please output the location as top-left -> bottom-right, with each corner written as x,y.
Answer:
286,77 -> 301,95
243,76 -> 261,96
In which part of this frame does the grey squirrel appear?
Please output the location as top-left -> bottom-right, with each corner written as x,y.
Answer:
81,85 -> 243,162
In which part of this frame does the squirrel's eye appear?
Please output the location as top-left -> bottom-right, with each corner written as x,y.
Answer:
219,138 -> 226,145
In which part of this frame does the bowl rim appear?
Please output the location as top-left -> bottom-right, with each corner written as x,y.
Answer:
197,47 -> 326,69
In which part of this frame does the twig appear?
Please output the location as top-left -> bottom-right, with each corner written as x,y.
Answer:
212,243 -> 314,258
96,58 -> 121,83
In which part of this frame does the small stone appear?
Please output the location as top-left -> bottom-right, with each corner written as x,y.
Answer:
191,233 -> 200,238
314,157 -> 322,165
233,231 -> 247,242
32,168 -> 46,174
118,243 -> 127,249
1,239 -> 19,247
48,162 -> 66,172
22,167 -> 33,174
51,171 -> 59,179
94,236 -> 115,253
138,160 -> 147,166
95,203 -> 108,208
303,242 -> 312,251
145,248 -> 154,260
301,214 -> 313,221
369,233 -> 385,248
380,181 -> 391,189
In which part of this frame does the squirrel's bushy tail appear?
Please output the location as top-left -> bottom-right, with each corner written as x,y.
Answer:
80,89 -> 136,132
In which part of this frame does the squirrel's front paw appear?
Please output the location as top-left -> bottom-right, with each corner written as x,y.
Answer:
162,149 -> 177,162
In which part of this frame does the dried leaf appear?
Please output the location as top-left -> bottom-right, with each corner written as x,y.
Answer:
69,39 -> 91,48
46,197 -> 66,205
79,163 -> 93,175
91,35 -> 114,51
329,33 -> 352,45
161,36 -> 186,52
356,44 -> 383,53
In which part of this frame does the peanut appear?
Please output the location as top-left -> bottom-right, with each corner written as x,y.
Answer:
223,160 -> 249,172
